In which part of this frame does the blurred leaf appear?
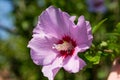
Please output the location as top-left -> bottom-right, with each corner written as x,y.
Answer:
116,22 -> 120,33
100,41 -> 108,47
92,18 -> 107,34
116,22 -> 120,27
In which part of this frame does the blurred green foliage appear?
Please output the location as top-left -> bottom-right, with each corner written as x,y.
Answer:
0,0 -> 120,80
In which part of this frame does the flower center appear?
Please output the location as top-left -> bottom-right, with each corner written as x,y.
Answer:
53,36 -> 76,57
93,1 -> 103,8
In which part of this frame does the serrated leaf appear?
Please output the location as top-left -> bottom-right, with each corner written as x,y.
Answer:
85,51 -> 102,64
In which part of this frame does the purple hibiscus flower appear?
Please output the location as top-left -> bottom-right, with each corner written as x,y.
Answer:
28,6 -> 93,80
86,0 -> 106,13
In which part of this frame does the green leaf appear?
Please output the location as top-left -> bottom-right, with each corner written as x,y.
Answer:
100,41 -> 108,47
116,22 -> 120,28
92,18 -> 107,34
116,22 -> 120,33
85,51 -> 102,64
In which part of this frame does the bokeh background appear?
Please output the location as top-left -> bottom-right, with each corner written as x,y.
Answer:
0,0 -> 120,80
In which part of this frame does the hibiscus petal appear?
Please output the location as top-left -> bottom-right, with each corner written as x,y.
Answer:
86,21 -> 93,46
70,16 -> 76,22
63,55 -> 86,73
28,35 -> 58,65
62,47 -> 86,73
86,0 -> 106,13
70,16 -> 93,52
33,6 -> 74,39
42,57 -> 63,80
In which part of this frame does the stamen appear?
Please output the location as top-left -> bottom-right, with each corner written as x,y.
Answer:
53,41 -> 74,51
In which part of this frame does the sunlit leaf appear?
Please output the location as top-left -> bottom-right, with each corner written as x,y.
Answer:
85,51 -> 102,64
